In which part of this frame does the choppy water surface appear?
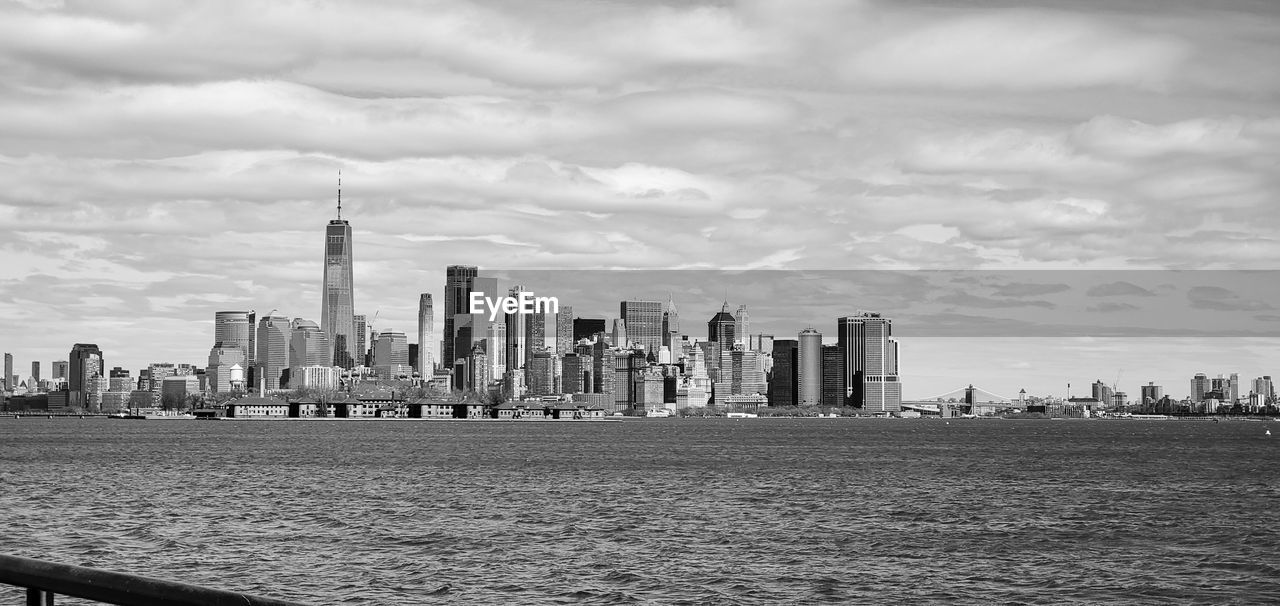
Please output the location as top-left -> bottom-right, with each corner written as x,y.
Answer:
2,418 -> 1278,605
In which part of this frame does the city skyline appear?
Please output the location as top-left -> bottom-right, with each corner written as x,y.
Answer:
1,1 -> 1279,398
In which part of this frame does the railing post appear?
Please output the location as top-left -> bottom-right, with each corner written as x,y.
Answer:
25,588 -> 53,606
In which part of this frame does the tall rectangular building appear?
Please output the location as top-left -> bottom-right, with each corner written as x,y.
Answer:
712,345 -> 766,408
573,318 -> 606,342
821,345 -> 842,407
1190,373 -> 1209,402
322,187 -> 357,369
3,353 -> 11,391
1140,382 -> 1164,407
620,300 -> 663,355
505,285 -> 528,396
418,293 -> 434,375
256,313 -> 291,392
838,313 -> 901,413
68,344 -> 103,409
769,339 -> 798,407
555,306 -> 574,357
353,314 -> 367,366
443,265 -> 478,368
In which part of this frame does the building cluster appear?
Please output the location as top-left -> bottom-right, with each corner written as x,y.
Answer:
0,188 -> 903,415
434,265 -> 902,414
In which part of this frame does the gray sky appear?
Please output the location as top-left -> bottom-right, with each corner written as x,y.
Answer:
2,0 -> 1279,398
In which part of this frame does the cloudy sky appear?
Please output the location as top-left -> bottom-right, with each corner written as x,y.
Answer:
2,0 -> 1279,398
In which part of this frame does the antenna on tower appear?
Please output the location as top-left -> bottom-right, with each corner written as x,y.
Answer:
337,170 -> 342,220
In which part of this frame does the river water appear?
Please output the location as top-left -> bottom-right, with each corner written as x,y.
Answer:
1,417 -> 1278,604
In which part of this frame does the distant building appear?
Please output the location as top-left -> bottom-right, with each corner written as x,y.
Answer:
443,265 -> 478,372
1092,380 -> 1114,410
573,318 -> 606,342
3,353 -> 11,391
1140,382 -> 1164,407
527,350 -> 555,396
662,299 -> 679,350
1191,373 -> 1209,403
256,313 -> 292,392
611,318 -> 627,349
353,314 -> 368,367
290,319 -> 331,368
161,375 -> 201,406
293,365 -> 339,390
707,302 -> 737,375
796,329 -> 821,406
418,293 -> 434,375
30,361 -> 39,385
321,183 -> 357,369
51,361 -> 68,380
1253,376 -> 1274,406
769,339 -> 798,407
821,344 -> 842,408
68,343 -> 103,410
838,313 -> 901,413
505,285 -> 529,392
636,369 -> 666,413
372,329 -> 410,378
712,344 -> 766,408
562,353 -> 591,394
214,310 -> 256,379
734,305 -> 749,347
554,306 -> 574,358
621,300 -> 663,355
207,346 -> 246,394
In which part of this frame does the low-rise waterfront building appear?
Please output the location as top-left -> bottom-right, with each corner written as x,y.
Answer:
226,397 -> 290,418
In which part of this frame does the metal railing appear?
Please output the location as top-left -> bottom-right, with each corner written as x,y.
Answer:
0,554 -> 309,606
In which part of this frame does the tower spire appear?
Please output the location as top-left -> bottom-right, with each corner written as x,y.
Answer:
336,170 -> 342,220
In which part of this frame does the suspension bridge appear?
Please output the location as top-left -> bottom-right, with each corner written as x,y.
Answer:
901,385 -> 1019,415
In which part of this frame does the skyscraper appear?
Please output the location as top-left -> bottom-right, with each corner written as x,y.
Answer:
207,346 -> 246,394
214,311 -> 255,364
443,265 -> 478,369
52,361 -> 68,380
322,177 -> 356,369
821,345 -> 843,407
211,310 -> 255,391
68,344 -> 103,409
256,313 -> 291,392
290,319 -> 332,372
418,293 -> 434,375
573,318 -> 606,342
525,309 -> 546,362
707,302 -> 736,346
662,297 -> 680,349
1091,380 -> 1114,409
712,344 -> 766,408
353,314 -> 367,366
3,353 -> 11,391
373,329 -> 410,377
31,361 -> 40,384
620,300 -> 663,354
735,304 -> 749,347
769,339 -> 798,407
505,285 -> 528,396
838,313 -> 901,413
1190,373 -> 1209,402
1140,382 -> 1164,407
555,305 -> 573,357
797,329 -> 822,406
